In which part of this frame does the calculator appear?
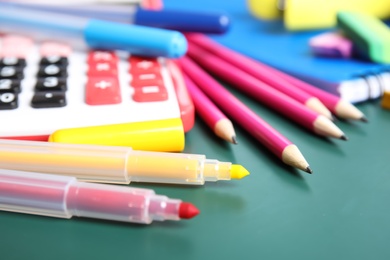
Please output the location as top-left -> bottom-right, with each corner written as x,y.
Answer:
0,33 -> 187,140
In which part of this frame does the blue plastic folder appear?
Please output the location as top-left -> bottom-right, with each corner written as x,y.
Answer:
165,0 -> 390,103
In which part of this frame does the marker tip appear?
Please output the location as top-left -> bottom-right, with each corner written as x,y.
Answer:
179,202 -> 200,219
230,164 -> 250,179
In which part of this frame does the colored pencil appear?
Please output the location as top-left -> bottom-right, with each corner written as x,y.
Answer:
187,43 -> 347,140
187,33 -> 332,120
186,33 -> 366,122
183,73 -> 237,144
178,56 -> 312,174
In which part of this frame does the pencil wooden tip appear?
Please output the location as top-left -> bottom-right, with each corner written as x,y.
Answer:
281,144 -> 311,173
305,166 -> 313,174
231,135 -> 238,144
340,135 -> 349,141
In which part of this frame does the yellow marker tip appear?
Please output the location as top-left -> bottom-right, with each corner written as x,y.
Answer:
230,164 -> 250,179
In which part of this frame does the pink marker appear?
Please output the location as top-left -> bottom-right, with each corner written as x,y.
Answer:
178,56 -> 311,174
183,72 -> 237,144
0,169 -> 199,224
186,43 -> 346,141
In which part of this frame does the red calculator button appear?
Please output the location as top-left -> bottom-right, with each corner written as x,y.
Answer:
87,51 -> 118,64
132,85 -> 168,102
131,73 -> 163,87
87,62 -> 118,77
129,57 -> 161,74
86,77 -> 121,105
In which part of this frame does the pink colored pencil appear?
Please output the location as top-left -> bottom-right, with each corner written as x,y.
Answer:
183,73 -> 237,144
186,33 -> 366,122
178,56 -> 312,173
186,33 -> 331,120
187,43 -> 346,140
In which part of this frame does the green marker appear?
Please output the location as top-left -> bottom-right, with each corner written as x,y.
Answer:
337,11 -> 390,64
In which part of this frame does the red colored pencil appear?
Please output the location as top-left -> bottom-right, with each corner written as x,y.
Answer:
178,56 -> 312,173
186,33 -> 366,122
186,43 -> 347,140
183,73 -> 237,144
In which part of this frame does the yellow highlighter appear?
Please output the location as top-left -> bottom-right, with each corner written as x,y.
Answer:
247,0 -> 390,30
0,139 -> 249,185
49,118 -> 185,152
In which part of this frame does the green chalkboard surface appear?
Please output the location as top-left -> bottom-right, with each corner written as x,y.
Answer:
1,1 -> 390,259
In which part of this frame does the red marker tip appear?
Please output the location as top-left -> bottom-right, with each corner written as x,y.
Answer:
179,202 -> 200,219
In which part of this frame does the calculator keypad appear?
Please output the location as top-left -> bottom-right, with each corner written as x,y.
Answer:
0,33 -> 181,138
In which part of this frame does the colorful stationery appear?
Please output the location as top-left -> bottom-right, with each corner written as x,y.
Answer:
183,73 -> 237,144
170,0 -> 390,104
0,3 -> 187,58
337,11 -> 390,64
0,0 -> 230,34
187,33 -> 333,120
187,43 -> 346,140
179,56 -> 312,174
0,139 -> 249,185
0,169 -> 199,224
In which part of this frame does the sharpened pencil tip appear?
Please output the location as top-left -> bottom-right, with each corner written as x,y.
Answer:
231,135 -> 238,144
305,166 -> 313,174
360,116 -> 368,123
340,135 -> 349,141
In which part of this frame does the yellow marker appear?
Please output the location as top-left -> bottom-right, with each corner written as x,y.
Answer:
247,0 -> 390,31
230,164 -> 250,179
49,118 -> 185,152
0,139 -> 249,185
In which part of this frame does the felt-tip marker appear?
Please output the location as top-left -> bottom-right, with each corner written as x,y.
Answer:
0,1 -> 231,34
0,3 -> 187,58
0,139 -> 250,185
0,169 -> 199,224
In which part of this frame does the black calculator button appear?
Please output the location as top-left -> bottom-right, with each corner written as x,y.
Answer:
0,79 -> 21,93
0,92 -> 18,110
0,57 -> 26,68
31,92 -> 67,108
35,77 -> 67,92
0,66 -> 24,80
40,56 -> 68,66
37,64 -> 67,78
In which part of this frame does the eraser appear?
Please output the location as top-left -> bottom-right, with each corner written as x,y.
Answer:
337,11 -> 390,64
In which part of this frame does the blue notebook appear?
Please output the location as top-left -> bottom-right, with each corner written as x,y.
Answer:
165,0 -> 390,103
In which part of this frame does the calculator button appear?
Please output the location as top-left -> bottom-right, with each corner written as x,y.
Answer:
87,51 -> 118,64
0,57 -> 26,68
0,79 -> 21,93
0,92 -> 18,110
131,73 -> 164,87
37,64 -> 68,78
0,66 -> 24,80
87,62 -> 118,77
86,77 -> 121,105
129,57 -> 161,74
132,85 -> 168,102
31,92 -> 67,108
35,77 -> 67,92
39,56 -> 69,67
